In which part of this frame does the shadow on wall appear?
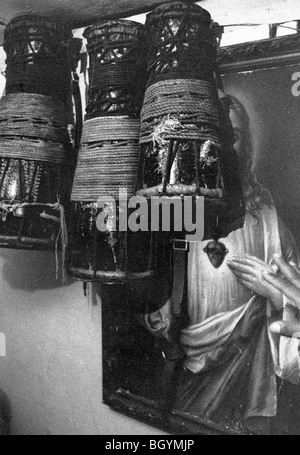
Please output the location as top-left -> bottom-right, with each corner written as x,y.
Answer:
0,390 -> 11,436
0,249 -> 76,292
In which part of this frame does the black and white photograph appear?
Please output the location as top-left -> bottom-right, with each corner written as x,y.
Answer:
0,0 -> 300,437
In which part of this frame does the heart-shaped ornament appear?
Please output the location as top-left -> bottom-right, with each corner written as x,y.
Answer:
203,240 -> 229,269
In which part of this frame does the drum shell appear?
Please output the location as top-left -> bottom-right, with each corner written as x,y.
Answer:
67,201 -> 171,285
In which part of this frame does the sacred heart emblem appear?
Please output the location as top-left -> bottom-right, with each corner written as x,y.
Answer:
203,240 -> 229,269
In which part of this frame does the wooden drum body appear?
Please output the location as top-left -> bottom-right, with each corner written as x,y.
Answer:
137,2 -> 245,240
67,201 -> 171,313
67,116 -> 165,284
67,202 -> 167,283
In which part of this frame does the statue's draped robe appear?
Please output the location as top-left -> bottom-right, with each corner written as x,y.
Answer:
144,206 -> 300,434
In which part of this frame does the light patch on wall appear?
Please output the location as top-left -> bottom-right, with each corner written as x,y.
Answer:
126,13 -> 146,24
220,25 -> 270,47
0,333 -> 6,357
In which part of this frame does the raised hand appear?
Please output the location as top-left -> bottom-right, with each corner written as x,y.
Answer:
262,254 -> 300,306
262,254 -> 300,338
227,254 -> 283,310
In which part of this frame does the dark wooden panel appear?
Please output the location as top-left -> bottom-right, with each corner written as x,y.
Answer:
0,0 -> 198,27
0,0 -> 199,44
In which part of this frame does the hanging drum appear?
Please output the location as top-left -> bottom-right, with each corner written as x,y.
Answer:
0,93 -> 72,250
84,20 -> 147,119
137,1 -> 245,240
67,118 -> 162,286
67,116 -> 170,289
4,14 -> 72,106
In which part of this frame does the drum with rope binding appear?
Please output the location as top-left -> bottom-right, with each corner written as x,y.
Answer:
0,15 -> 77,267
0,93 -> 73,256
137,1 -> 245,241
67,20 -> 171,298
67,115 -> 170,295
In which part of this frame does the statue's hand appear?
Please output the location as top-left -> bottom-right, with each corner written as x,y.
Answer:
227,254 -> 283,310
262,254 -> 300,308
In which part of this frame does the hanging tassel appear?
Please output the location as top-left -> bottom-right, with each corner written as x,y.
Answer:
40,201 -> 68,283
0,199 -> 68,282
152,115 -> 185,149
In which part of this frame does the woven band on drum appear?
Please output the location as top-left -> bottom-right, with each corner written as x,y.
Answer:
0,94 -> 70,145
81,116 -> 141,143
89,62 -> 138,91
72,117 -> 141,201
0,93 -> 70,163
141,79 -> 220,123
140,79 -> 221,145
0,139 -> 68,164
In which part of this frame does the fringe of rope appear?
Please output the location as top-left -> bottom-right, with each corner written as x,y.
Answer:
151,114 -> 185,148
0,200 -> 68,283
141,122 -> 221,145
